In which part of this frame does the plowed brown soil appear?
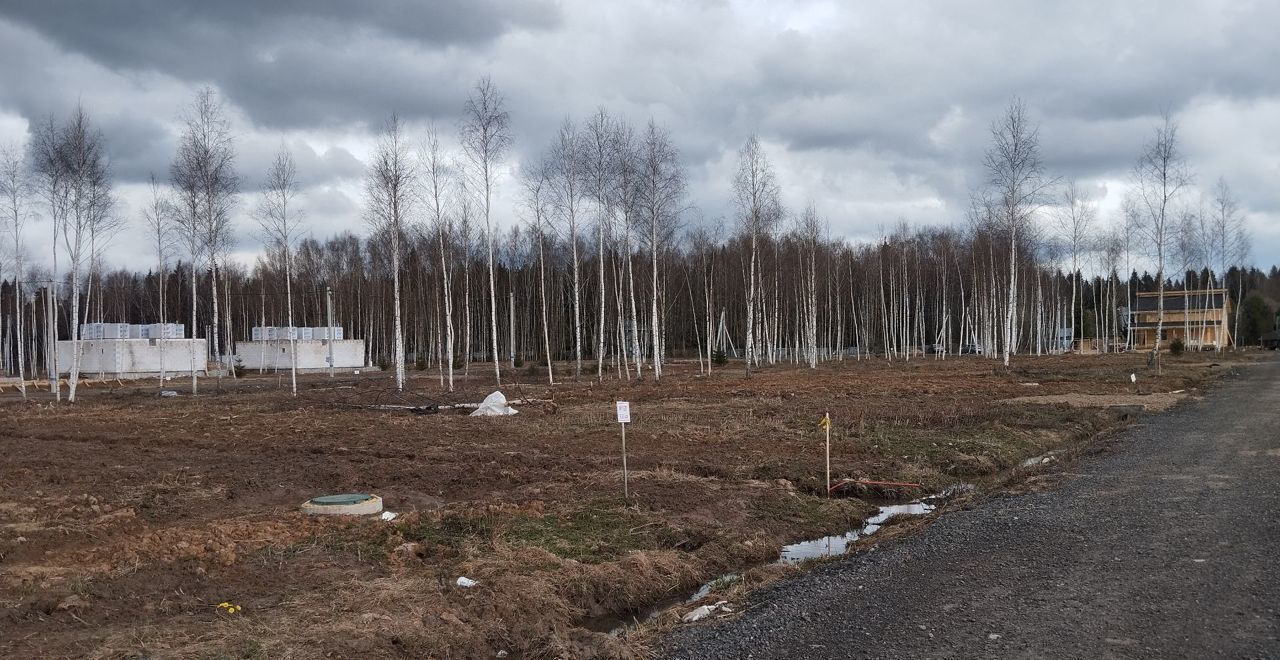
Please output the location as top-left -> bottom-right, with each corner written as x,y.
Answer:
0,354 -> 1245,659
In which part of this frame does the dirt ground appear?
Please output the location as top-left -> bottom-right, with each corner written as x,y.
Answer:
1001,391 -> 1189,411
663,356 -> 1280,659
0,353 -> 1250,659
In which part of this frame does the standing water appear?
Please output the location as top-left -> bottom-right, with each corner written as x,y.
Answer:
777,501 -> 937,563
589,486 -> 969,635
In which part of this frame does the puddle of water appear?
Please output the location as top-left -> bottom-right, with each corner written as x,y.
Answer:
588,485 -> 970,635
586,574 -> 743,636
777,501 -> 935,563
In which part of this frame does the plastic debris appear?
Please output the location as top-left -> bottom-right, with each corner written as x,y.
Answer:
469,391 -> 519,417
456,576 -> 479,588
159,390 -> 178,397
380,511 -> 398,521
681,600 -> 729,623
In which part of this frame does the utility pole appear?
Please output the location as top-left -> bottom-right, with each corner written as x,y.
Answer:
326,286 -> 335,378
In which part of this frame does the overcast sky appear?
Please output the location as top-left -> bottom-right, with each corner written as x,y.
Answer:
1,0 -> 1277,272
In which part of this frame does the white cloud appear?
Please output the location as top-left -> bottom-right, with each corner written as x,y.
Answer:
0,0 -> 1278,273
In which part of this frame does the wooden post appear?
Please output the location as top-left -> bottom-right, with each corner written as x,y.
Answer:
821,412 -> 832,497
617,401 -> 631,500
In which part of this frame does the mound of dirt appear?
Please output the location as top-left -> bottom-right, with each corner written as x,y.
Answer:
1002,391 -> 1189,412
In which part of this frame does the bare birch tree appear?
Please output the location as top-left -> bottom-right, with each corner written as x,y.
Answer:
1055,180 -> 1095,350
455,175 -> 475,381
1132,112 -> 1190,372
983,98 -> 1051,367
798,202 -> 823,367
1208,178 -> 1244,350
142,174 -> 175,388
421,124 -> 456,390
1,144 -> 32,397
53,106 -> 117,402
548,118 -> 587,378
635,119 -> 686,379
1221,184 -> 1250,349
171,183 -> 204,393
255,145 -> 304,396
521,156 -> 556,384
32,115 -> 71,398
171,86 -> 238,391
365,115 -> 415,391
460,76 -> 512,385
732,135 -> 781,374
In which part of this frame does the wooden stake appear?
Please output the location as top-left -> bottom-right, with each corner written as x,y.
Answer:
821,412 -> 832,497
621,421 -> 629,500
616,401 -> 632,500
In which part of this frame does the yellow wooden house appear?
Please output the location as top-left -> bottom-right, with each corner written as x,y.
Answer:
1130,288 -> 1232,351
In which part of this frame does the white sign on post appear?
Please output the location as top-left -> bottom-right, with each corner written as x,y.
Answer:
616,401 -> 631,499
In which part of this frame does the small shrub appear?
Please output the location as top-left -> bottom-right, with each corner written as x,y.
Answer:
712,348 -> 728,365
1169,337 -> 1185,356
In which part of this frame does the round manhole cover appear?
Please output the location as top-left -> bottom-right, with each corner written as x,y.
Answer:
310,493 -> 374,506
301,493 -> 383,516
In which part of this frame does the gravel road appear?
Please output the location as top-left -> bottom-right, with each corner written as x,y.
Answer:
664,358 -> 1280,659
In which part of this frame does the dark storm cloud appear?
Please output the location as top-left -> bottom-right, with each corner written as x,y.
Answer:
97,114 -> 175,183
1,0 -> 1278,266
0,0 -> 561,65
1,0 -> 561,128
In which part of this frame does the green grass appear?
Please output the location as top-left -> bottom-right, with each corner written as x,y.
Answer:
503,506 -> 670,563
750,492 -> 869,534
865,404 -> 1112,474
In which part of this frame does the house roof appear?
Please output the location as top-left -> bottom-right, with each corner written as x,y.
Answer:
1132,290 -> 1227,313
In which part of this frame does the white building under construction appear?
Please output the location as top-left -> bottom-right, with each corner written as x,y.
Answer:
57,323 -> 207,378
238,326 -> 366,373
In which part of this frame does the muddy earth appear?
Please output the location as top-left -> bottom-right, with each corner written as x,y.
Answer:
0,354 -> 1255,658
663,357 -> 1280,659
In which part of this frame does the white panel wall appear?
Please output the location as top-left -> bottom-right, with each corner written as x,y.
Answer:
250,326 -> 341,340
56,339 -> 208,377
237,339 -> 366,371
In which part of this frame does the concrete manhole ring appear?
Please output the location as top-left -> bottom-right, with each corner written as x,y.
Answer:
300,493 -> 383,516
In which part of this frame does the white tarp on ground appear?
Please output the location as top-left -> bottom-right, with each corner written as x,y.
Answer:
470,391 -> 519,416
